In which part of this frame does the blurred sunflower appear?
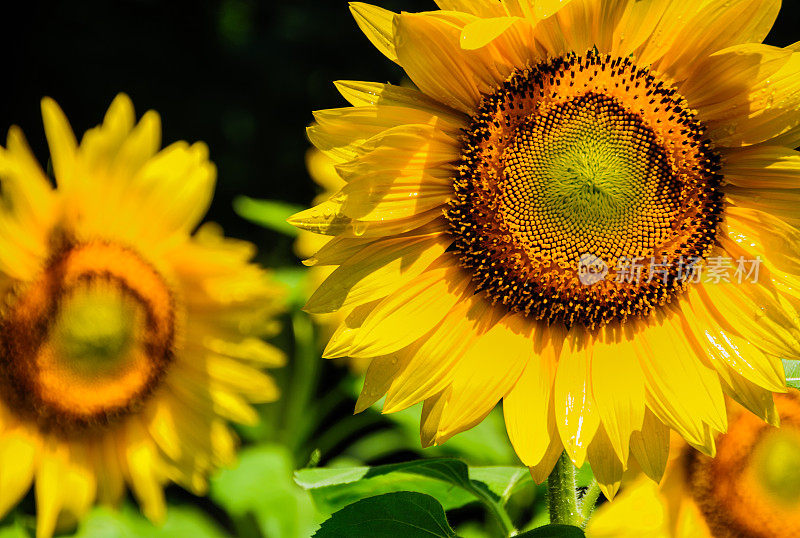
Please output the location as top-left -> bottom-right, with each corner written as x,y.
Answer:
588,390 -> 800,538
0,95 -> 285,537
292,0 -> 800,496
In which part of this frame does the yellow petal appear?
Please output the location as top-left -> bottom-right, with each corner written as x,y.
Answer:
120,419 -> 166,524
591,325 -> 646,463
394,12 -> 508,113
309,106 -> 462,163
93,435 -> 125,506
686,44 -> 791,113
350,3 -> 399,63
709,52 -> 800,147
634,0 -> 705,67
35,440 -> 67,538
334,81 -> 465,125
420,389 -> 449,448
554,329 -> 600,467
355,353 -> 412,413
503,324 -> 563,466
629,408 -> 670,483
323,300 -> 381,358
305,233 -> 449,315
383,291 -> 496,413
587,477 -> 668,538
459,17 -> 517,50
435,0 -> 509,17
0,430 -> 36,518
656,0 -> 781,83
587,425 -> 624,501
349,259 -> 470,358
340,173 -> 451,222
435,314 -> 533,442
613,0 -> 675,58
40,97 -> 78,188
682,287 -> 786,393
722,145 -> 800,189
698,272 -> 800,361
633,312 -> 725,454
529,436 -> 565,484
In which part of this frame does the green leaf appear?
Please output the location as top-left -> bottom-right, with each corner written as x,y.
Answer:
211,445 -> 322,538
234,196 -> 303,236
469,467 -> 532,503
313,492 -> 457,538
296,458 -> 531,519
299,469 -> 475,514
783,359 -> 800,390
516,524 -> 586,537
297,458 -> 472,491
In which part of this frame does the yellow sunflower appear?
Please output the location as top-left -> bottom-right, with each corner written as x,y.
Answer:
588,390 -> 800,537
0,95 -> 285,537
291,0 -> 800,497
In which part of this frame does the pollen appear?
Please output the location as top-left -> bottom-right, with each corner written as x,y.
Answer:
0,240 -> 176,433
446,50 -> 723,329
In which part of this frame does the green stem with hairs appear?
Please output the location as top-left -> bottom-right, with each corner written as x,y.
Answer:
579,479 -> 603,528
547,452 -> 581,526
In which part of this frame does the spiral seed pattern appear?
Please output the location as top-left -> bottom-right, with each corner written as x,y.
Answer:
446,51 -> 723,329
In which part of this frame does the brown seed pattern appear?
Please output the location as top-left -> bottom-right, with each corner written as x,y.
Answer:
446,51 -> 723,329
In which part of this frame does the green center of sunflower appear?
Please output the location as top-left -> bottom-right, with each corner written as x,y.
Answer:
0,241 -> 176,433
752,430 -> 800,505
52,284 -> 139,376
447,51 -> 723,329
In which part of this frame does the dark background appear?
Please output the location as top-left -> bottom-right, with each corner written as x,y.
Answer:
2,0 -> 799,265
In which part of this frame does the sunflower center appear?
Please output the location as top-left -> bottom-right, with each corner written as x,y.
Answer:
447,51 -> 723,329
685,392 -> 800,537
752,430 -> 800,506
53,285 -> 138,374
0,241 -> 175,433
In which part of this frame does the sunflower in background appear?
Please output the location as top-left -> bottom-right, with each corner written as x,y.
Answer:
0,95 -> 284,538
292,0 -> 800,498
588,390 -> 800,538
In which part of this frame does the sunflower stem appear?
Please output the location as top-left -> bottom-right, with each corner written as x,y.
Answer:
470,485 -> 516,537
547,452 -> 580,526
579,479 -> 602,528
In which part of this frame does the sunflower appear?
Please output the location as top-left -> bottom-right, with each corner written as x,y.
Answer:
588,390 -> 800,538
0,95 -> 285,537
292,0 -> 800,496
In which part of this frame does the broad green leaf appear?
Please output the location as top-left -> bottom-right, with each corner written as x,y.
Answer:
784,359 -> 800,390
313,492 -> 457,538
296,458 -> 531,516
469,467 -> 532,503
296,458 -> 472,491
516,524 -> 586,537
234,196 -> 304,236
305,473 -> 475,513
211,445 -> 322,538
73,504 -> 227,538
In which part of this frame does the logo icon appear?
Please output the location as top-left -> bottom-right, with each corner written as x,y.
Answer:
577,253 -> 608,286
